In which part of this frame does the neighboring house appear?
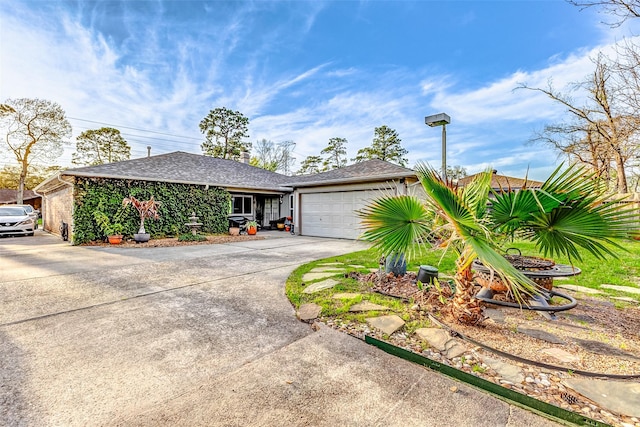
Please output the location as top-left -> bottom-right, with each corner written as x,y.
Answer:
35,151 -> 418,241
457,170 -> 543,194
0,189 -> 42,211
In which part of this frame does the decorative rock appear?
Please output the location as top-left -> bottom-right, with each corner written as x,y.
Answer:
297,303 -> 322,321
601,284 -> 640,295
303,278 -> 340,294
444,341 -> 467,359
365,315 -> 405,335
414,328 -> 450,351
484,308 -> 506,324
332,293 -> 360,299
517,327 -> 566,344
482,355 -> 525,384
541,348 -> 580,364
349,301 -> 390,312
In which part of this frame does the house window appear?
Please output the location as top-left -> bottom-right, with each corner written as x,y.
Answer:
289,194 -> 294,219
232,195 -> 253,215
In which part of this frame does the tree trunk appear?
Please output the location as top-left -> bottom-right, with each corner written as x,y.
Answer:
17,158 -> 28,204
613,147 -> 629,193
449,263 -> 484,325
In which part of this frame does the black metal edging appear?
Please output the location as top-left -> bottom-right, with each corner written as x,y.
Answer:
364,335 -> 611,427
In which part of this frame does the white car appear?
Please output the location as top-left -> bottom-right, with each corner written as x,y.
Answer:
12,204 -> 40,229
0,206 -> 36,236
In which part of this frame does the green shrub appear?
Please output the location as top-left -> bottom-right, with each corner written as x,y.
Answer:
178,233 -> 207,242
72,177 -> 230,244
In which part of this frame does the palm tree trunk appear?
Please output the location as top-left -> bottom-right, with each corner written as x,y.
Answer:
450,263 -> 484,325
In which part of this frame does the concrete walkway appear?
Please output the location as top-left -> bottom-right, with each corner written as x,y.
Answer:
0,232 -> 560,426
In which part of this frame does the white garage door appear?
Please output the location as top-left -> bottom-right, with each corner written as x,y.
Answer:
300,190 -> 383,239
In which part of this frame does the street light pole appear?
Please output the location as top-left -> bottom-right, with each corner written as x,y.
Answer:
425,113 -> 451,178
441,123 -> 447,178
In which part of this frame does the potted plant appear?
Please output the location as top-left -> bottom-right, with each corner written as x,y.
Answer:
123,195 -> 161,243
93,210 -> 124,244
359,163 -> 636,325
246,220 -> 258,235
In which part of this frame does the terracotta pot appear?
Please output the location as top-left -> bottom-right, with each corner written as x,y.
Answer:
285,225 -> 291,232
229,227 -> 240,236
108,235 -> 123,244
247,226 -> 257,235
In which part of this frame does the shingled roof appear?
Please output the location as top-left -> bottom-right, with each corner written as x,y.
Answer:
0,189 -> 40,203
36,152 -> 418,193
285,159 -> 416,187
40,151 -> 292,192
457,171 -> 543,190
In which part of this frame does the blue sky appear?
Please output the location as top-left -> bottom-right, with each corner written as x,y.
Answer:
1,1 -> 638,179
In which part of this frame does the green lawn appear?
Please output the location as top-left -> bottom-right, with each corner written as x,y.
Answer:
286,239 -> 640,310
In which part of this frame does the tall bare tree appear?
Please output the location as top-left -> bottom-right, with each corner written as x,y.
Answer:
519,54 -> 638,193
568,0 -> 640,27
0,98 -> 71,203
250,139 -> 296,174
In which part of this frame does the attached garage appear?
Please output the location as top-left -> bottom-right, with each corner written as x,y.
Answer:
300,189 -> 386,239
289,160 -> 420,240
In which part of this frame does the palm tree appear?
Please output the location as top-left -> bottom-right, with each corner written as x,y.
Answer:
358,163 -> 635,325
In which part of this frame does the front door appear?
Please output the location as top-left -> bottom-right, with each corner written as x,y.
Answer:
263,197 -> 280,227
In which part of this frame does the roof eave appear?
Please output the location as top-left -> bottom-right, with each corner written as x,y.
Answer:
58,171 -> 292,193
288,172 -> 416,188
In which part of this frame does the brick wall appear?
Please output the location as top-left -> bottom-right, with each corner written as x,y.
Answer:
42,185 -> 74,240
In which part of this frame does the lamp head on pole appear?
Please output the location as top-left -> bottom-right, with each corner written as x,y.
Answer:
424,113 -> 451,127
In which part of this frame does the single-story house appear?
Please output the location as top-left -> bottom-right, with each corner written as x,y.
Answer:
457,170 -> 543,192
35,151 -> 418,241
0,189 -> 42,211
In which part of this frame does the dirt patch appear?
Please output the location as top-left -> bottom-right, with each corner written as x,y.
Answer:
81,234 -> 265,248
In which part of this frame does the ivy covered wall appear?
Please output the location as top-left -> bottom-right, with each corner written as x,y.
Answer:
72,177 -> 231,244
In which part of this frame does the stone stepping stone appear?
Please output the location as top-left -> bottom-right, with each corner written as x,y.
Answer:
415,328 -> 450,351
302,272 -> 342,282
444,341 -> 467,359
573,338 -> 640,361
601,284 -> 640,295
482,355 -> 525,384
369,268 -> 379,272
611,296 -> 638,303
564,378 -> 640,418
540,348 -> 580,364
349,301 -> 390,312
298,303 -> 322,321
332,293 -> 361,300
317,262 -> 344,266
348,264 -> 366,269
555,284 -> 603,294
310,267 -> 347,273
366,315 -> 405,335
517,327 -> 566,344
303,278 -> 340,294
484,308 -> 506,324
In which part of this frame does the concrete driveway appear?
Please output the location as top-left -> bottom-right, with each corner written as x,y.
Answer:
0,232 -> 560,426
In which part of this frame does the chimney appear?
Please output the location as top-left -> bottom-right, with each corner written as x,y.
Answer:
147,146 -> 151,157
240,151 -> 250,164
